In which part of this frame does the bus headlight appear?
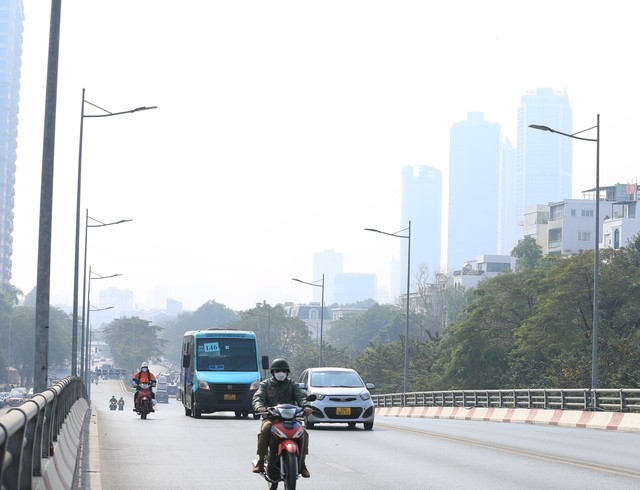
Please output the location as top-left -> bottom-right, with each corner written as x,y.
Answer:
198,379 -> 210,390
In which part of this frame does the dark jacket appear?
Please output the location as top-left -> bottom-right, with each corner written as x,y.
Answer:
252,375 -> 308,411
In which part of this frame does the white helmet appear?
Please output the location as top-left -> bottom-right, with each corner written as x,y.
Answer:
141,362 -> 149,369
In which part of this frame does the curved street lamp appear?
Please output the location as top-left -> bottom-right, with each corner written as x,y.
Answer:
79,211 -> 131,380
292,275 -> 325,367
529,116 -> 600,392
81,268 -> 122,387
71,89 -> 156,376
366,221 -> 412,401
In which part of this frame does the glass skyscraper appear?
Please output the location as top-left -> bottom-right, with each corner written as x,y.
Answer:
447,112 -> 501,272
515,88 -> 573,242
0,0 -> 23,285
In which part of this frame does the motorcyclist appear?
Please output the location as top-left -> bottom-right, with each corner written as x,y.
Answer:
109,395 -> 117,408
117,396 -> 125,409
132,362 -> 157,412
252,358 -> 312,478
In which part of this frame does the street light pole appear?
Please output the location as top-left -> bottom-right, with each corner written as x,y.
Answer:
529,116 -> 600,391
84,267 -> 121,392
292,275 -> 325,367
79,211 -> 131,382
366,221 -> 412,400
71,89 -> 156,376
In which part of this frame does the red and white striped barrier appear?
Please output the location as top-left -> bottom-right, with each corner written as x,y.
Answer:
376,406 -> 640,432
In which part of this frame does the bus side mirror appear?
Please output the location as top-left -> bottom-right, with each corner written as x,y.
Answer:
182,355 -> 190,369
261,356 -> 270,371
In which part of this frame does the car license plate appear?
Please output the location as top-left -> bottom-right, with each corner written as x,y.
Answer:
224,394 -> 236,401
336,407 -> 351,416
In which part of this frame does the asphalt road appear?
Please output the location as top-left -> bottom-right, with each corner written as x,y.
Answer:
82,378 -> 640,490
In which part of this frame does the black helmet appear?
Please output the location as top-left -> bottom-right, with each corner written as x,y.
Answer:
269,358 -> 290,372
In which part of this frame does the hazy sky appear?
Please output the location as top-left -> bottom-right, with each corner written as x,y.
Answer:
12,1 -> 640,311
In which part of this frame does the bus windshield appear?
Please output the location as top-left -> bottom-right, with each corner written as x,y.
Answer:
195,337 -> 258,372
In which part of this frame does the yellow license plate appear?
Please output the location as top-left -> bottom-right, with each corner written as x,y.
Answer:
224,394 -> 236,401
336,407 -> 351,416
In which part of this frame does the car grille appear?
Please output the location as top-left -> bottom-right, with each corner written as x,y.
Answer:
328,396 -> 357,402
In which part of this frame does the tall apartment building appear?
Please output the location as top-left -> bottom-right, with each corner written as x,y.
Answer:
313,249 -> 343,305
515,88 -> 573,243
400,165 -> 442,295
447,112 -> 501,272
0,1 -> 23,284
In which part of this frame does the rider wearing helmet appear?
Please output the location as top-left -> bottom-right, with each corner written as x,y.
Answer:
251,358 -> 313,478
132,362 -> 157,412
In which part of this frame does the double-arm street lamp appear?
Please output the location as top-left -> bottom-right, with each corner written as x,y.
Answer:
529,116 -> 600,391
366,221 -> 412,399
71,89 -> 156,376
80,268 -> 121,386
292,275 -> 325,367
78,211 -> 131,379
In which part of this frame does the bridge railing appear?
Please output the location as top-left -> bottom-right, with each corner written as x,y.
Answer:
371,388 -> 640,412
0,376 -> 87,489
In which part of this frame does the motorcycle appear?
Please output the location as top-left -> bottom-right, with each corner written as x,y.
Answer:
109,401 -> 117,411
136,383 -> 154,420
254,396 -> 315,490
117,401 -> 125,411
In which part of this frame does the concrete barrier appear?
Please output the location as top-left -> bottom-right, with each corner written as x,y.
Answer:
376,405 -> 640,432
37,399 -> 90,490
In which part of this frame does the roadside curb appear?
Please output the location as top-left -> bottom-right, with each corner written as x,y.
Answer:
376,406 -> 640,432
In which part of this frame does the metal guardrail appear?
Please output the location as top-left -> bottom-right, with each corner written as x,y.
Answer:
0,376 -> 87,489
371,388 -> 640,412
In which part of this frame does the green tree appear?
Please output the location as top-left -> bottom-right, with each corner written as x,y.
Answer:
103,317 -> 167,374
511,236 -> 543,272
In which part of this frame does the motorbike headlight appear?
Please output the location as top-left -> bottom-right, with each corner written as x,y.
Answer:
198,379 -> 210,390
250,379 -> 260,391
360,391 -> 371,401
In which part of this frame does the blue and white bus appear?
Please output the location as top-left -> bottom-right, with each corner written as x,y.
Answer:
181,329 -> 265,418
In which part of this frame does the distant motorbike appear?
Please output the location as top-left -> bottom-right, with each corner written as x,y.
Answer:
254,397 -> 315,490
135,383 -> 153,420
109,401 -> 117,411
117,400 -> 125,411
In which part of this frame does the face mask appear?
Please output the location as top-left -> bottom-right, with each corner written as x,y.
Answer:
142,368 -> 148,372
274,372 -> 287,382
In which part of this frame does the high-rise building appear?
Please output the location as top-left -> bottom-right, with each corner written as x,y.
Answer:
515,88 -> 573,242
447,112 -> 501,272
0,1 -> 23,284
313,250 -> 343,304
499,138 -> 518,254
334,273 -> 377,304
400,165 -> 442,296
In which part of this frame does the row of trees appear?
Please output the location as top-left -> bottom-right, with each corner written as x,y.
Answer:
5,235 -> 640,393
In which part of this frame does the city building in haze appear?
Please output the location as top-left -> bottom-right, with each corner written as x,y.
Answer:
515,88 -> 573,243
447,112 -> 501,273
400,165 -> 442,296
313,250 -> 343,304
0,1 -> 23,285
333,273 -> 377,304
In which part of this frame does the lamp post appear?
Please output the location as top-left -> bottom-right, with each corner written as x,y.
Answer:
529,116 -> 600,391
82,267 -> 121,387
292,275 -> 325,367
366,221 -> 412,399
79,211 -> 131,381
71,89 -> 156,376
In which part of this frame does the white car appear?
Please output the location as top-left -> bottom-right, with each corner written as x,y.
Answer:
297,367 -> 375,430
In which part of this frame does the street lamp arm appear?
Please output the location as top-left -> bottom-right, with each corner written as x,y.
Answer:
90,272 -> 123,280
364,227 -> 410,239
291,277 -> 322,287
528,123 -> 597,142
88,217 -> 133,228
83,99 -> 158,118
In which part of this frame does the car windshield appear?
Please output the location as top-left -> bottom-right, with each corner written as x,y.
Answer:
310,370 -> 364,388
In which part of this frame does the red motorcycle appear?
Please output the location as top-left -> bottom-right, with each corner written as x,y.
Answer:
254,398 -> 314,490
135,383 -> 154,420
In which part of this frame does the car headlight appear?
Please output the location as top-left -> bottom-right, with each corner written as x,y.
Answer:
249,380 -> 260,391
198,379 -> 210,390
315,393 -> 325,401
360,391 -> 371,401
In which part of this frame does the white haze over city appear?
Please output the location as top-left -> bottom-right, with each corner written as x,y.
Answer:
12,1 -> 640,312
